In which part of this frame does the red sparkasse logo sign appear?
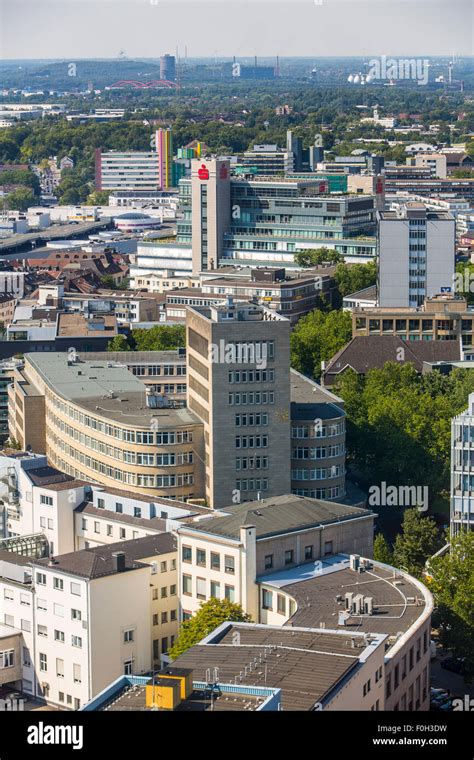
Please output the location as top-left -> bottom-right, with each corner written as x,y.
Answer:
198,164 -> 209,180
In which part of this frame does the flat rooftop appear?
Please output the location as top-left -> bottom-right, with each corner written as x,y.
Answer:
290,368 -> 345,420
182,494 -> 374,541
57,313 -> 118,337
172,623 -> 369,711
261,555 -> 429,638
24,353 -> 199,429
101,683 -> 265,712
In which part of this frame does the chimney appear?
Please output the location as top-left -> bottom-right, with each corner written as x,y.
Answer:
112,551 -> 126,572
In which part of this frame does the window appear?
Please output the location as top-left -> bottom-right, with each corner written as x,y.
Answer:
284,550 -> 294,566
196,577 -> 206,600
53,603 -> 64,617
97,498 -> 105,509
4,589 -> 15,602
224,555 -> 235,574
120,528 -> 126,540
94,521 -> 100,534
123,629 -> 134,643
170,610 -> 177,622
134,507 -> 142,518
161,638 -> 168,655
40,495 -> 53,506
37,625 -> 47,638
324,541 -> 333,556
53,577 -> 64,591
210,581 -> 221,598
107,525 -> 113,537
71,609 -> 82,621
71,635 -> 82,648
182,546 -> 192,563
74,698 -> 81,710
70,582 -> 81,596
394,664 -> 400,690
160,561 -> 167,573
225,585 -> 235,602
210,552 -> 220,570
153,614 -> 159,626
58,692 -> 64,703
304,546 -> 313,560
196,549 -> 206,567
262,589 -> 273,610
386,673 -> 392,698
124,660 -> 133,676
39,653 -> 47,672
0,649 -> 14,669
81,518 -> 87,530
116,503 -> 123,513
56,658 -> 64,678
277,594 -> 286,615
23,648 -> 31,668
265,555 -> 273,570
36,572 -> 46,586
183,575 -> 192,596
161,587 -> 167,599
161,612 -> 168,624
363,679 -> 371,696
170,584 -> 176,596
21,619 -> 31,632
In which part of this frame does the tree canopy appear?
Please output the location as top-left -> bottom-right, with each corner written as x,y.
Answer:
290,308 -> 352,379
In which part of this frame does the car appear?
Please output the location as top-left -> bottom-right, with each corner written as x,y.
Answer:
440,657 -> 466,675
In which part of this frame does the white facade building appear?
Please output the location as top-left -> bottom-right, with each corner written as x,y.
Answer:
450,392 -> 474,534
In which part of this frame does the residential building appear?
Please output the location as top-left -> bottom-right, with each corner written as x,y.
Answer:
0,534 -> 178,707
378,203 -> 455,308
186,301 -> 291,508
451,392 -> 474,534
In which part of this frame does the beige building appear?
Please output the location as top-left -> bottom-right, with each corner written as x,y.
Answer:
8,353 -> 204,502
191,158 -> 231,273
176,494 -> 375,622
186,301 -> 291,508
352,294 -> 474,349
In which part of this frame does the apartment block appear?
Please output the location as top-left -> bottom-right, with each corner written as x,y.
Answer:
186,301 -> 291,508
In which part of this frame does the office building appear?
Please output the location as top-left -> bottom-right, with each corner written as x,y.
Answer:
156,128 -> 174,190
186,301 -> 291,508
191,157 -> 231,273
451,393 -> 474,534
160,55 -> 176,82
95,149 -> 161,193
378,204 -> 455,308
352,295 -> 474,350
8,353 -> 205,502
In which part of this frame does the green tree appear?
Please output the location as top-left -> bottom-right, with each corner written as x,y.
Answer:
373,533 -> 393,565
294,247 -> 344,268
290,308 -> 352,379
5,186 -> 36,211
334,260 -> 377,298
169,598 -> 251,660
426,531 -> 474,681
87,190 -> 110,205
132,324 -> 185,352
392,508 -> 441,578
107,335 -> 131,352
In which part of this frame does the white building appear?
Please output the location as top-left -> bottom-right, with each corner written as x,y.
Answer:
378,203 -> 455,308
0,534 -> 178,708
130,242 -> 193,286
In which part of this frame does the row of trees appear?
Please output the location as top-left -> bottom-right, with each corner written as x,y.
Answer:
107,324 -> 185,353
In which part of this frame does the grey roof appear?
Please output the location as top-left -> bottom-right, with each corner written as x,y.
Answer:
74,502 -> 167,531
283,561 -> 427,636
324,336 -> 461,379
290,368 -> 345,420
172,624 -> 360,711
77,350 -> 185,365
23,353 -> 199,429
343,284 -> 377,301
184,494 -> 374,541
31,533 -> 176,579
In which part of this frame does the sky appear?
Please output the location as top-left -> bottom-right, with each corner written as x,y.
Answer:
0,0 -> 472,60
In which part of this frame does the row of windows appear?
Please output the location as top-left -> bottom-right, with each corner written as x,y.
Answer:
152,609 -> 178,625
182,574 -> 235,602
151,583 -> 177,599
292,486 -> 343,499
263,542 -> 333,571
292,466 -> 343,481
291,423 -> 344,439
37,628 -> 83,648
182,546 -> 236,574
236,435 -> 268,449
35,574 -> 81,596
292,445 -> 344,460
236,456 -> 268,470
131,365 -> 186,376
228,369 -> 275,384
235,413 -> 269,427
236,478 -> 269,492
228,392 -> 275,406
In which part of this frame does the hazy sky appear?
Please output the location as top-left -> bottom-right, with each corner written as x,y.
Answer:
1,0 -> 472,60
